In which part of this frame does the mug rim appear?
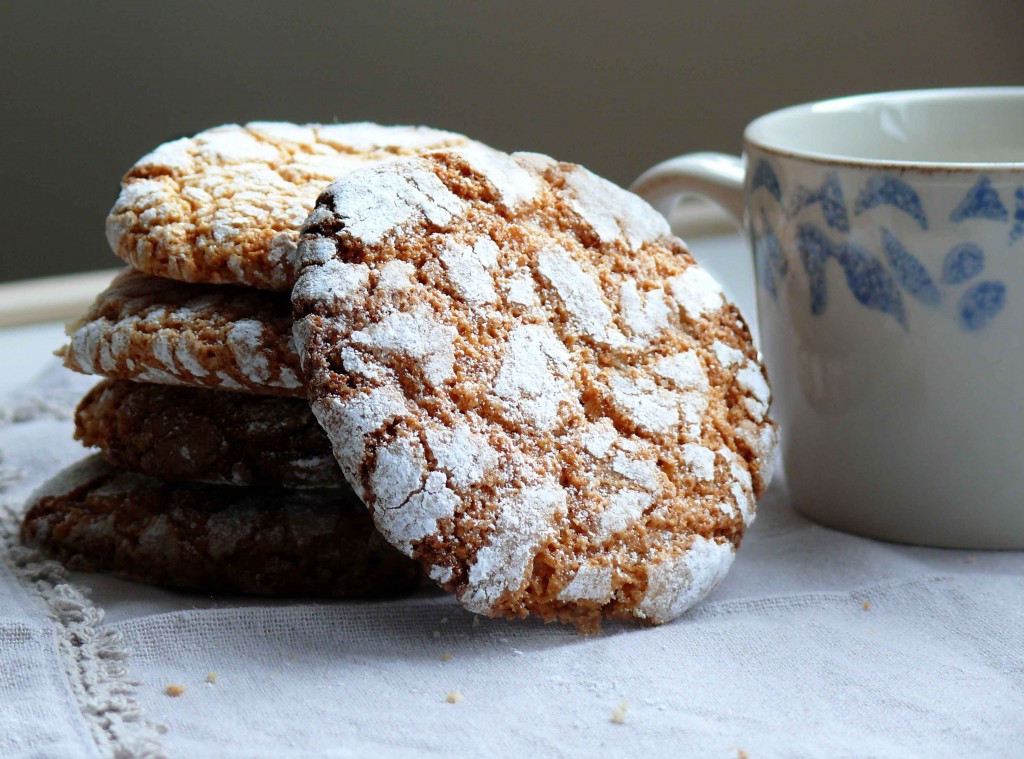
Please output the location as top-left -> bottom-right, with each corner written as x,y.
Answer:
744,87 -> 1024,172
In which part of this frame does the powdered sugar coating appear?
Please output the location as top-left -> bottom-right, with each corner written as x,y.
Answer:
462,484 -> 567,613
608,373 -> 680,433
537,245 -> 627,347
712,340 -> 745,369
561,165 -> 671,250
668,267 -> 726,319
310,387 -> 409,491
682,443 -> 717,482
293,147 -> 776,629
449,142 -> 542,210
620,281 -> 672,339
325,158 -> 468,246
107,122 -> 476,290
439,238 -> 500,305
582,419 -> 619,459
493,324 -> 574,430
635,536 -> 735,623
370,437 -> 459,553
557,562 -> 614,603
61,269 -> 302,396
350,308 -> 457,388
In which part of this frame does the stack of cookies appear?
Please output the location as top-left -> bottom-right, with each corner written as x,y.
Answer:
22,122 -> 477,598
23,122 -> 778,629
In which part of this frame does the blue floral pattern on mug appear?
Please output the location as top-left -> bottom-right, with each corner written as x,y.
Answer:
788,173 -> 849,232
749,160 -> 1011,332
854,176 -> 928,230
950,177 -> 1007,223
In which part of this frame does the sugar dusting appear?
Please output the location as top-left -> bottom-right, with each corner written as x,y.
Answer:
598,489 -> 652,541
439,237 -> 499,305
668,267 -> 725,319
350,308 -> 457,388
462,483 -> 567,613
424,424 -> 498,489
492,324 -> 574,430
682,444 -> 716,481
636,537 -> 736,623
312,388 -> 408,488
711,340 -> 744,369
560,165 -> 671,250
608,373 -> 679,433
557,562 -> 614,603
582,419 -> 618,459
371,435 -> 458,554
536,245 -> 626,347
326,158 -> 468,246
619,281 -> 672,338
449,143 -> 541,210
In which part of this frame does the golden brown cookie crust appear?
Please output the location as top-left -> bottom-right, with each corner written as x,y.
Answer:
60,268 -> 303,396
20,455 -> 420,597
292,146 -> 777,629
75,380 -> 340,487
107,122 -> 475,290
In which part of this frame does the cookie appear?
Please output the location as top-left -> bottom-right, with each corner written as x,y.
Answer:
20,455 -> 420,597
292,145 -> 777,629
75,379 -> 340,487
107,122 -> 475,290
60,268 -> 303,396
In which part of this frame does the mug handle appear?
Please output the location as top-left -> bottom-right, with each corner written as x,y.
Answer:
630,152 -> 746,229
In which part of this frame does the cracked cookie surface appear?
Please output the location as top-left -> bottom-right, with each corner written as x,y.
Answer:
21,455 -> 420,597
107,122 -> 474,290
76,380 -> 340,487
292,146 -> 777,629
61,268 -> 303,396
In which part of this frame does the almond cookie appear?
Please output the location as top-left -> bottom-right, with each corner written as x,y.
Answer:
292,146 -> 777,629
61,268 -> 303,396
76,380 -> 340,487
21,456 -> 420,597
107,122 -> 475,290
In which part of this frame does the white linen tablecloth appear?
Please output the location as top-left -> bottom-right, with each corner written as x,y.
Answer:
2,228 -> 1022,757
2,363 -> 1023,758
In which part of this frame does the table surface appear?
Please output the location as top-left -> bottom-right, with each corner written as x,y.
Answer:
0,321 -> 67,395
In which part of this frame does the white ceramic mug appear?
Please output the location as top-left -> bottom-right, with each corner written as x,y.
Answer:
632,88 -> 1024,549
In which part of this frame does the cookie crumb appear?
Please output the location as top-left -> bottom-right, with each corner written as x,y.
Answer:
165,684 -> 186,697
472,616 -> 481,628
445,690 -> 464,704
441,653 -> 453,662
440,617 -> 449,624
205,672 -> 218,684
611,701 -> 629,724
862,601 -> 871,611
737,750 -> 749,759
432,630 -> 441,639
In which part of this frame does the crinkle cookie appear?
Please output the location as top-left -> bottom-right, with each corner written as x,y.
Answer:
21,455 -> 421,597
76,380 -> 340,487
107,122 -> 474,290
60,268 -> 303,396
292,145 -> 777,629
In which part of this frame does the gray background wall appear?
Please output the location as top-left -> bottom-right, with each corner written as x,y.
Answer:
2,0 -> 1022,282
